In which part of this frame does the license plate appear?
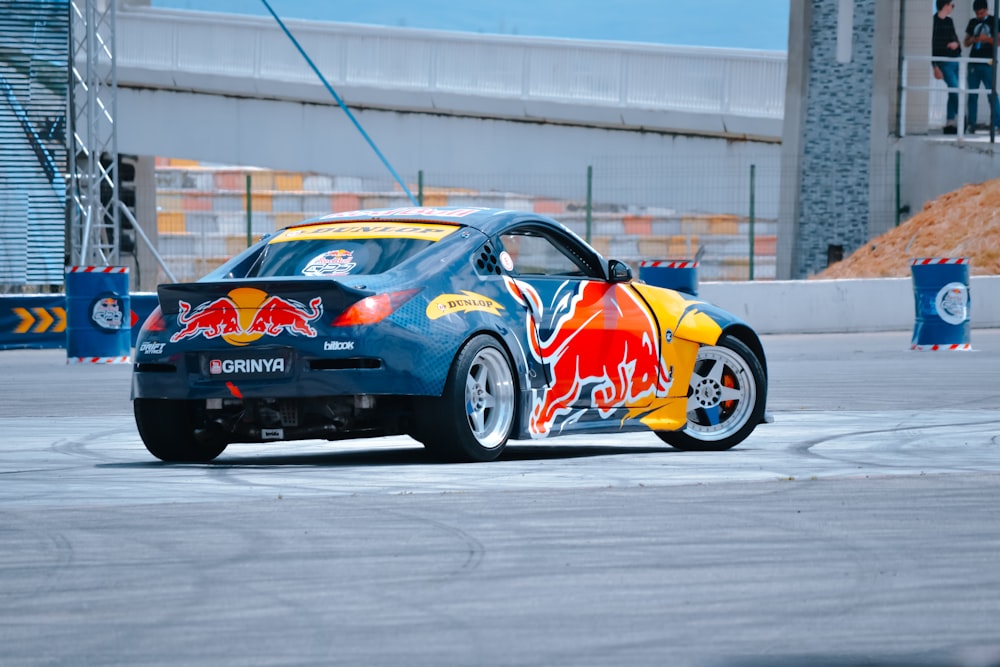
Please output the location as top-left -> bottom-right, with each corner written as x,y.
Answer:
201,349 -> 294,379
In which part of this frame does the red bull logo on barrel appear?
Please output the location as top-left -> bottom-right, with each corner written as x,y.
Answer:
170,287 -> 323,346
90,294 -> 125,332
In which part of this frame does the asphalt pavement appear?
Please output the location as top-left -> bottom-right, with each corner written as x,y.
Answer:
5,328 -> 1000,417
1,330 -> 998,667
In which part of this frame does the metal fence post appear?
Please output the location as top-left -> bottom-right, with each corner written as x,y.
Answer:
749,164 -> 756,281
958,59 -> 967,137
245,172 -> 252,248
993,1 -> 998,141
899,56 -> 908,137
896,151 -> 902,227
585,165 -> 593,243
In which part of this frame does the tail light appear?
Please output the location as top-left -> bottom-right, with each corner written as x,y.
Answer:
139,306 -> 166,333
331,289 -> 421,327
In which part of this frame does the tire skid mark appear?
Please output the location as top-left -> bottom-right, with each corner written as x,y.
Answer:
50,428 -> 141,461
0,516 -> 75,602
789,416 -> 1000,464
323,503 -> 488,663
697,484 -> 920,633
379,506 -> 487,578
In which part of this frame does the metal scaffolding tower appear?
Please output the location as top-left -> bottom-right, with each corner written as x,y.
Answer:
66,0 -> 122,267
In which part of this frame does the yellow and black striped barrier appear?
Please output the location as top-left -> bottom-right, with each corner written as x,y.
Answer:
11,303 -> 66,335
0,295 -> 67,350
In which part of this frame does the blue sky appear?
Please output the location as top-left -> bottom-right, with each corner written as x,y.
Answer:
152,0 -> 790,52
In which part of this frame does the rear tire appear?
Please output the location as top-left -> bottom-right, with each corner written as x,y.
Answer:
413,335 -> 516,462
134,398 -> 228,462
656,333 -> 766,451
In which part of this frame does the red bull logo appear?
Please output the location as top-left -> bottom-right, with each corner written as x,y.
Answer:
302,249 -> 357,276
504,277 -> 671,437
170,287 -> 323,346
90,294 -> 125,332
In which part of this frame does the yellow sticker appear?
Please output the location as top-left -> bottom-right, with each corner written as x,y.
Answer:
426,291 -> 504,320
270,222 -> 459,243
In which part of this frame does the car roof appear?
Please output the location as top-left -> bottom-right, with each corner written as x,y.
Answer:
290,207 -> 562,237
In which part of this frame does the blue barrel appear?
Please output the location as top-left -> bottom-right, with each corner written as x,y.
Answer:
639,260 -> 699,296
65,266 -> 132,363
910,258 -> 971,351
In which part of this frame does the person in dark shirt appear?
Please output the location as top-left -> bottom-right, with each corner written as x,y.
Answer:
964,0 -> 1000,132
933,0 -> 962,134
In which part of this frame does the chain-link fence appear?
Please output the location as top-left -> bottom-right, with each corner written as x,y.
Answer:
147,155 -> 787,286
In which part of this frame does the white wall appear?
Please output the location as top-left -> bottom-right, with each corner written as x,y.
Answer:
700,275 -> 999,334
118,87 -> 782,216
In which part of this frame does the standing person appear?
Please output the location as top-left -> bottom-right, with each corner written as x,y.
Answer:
933,0 -> 962,134
964,0 -> 1000,133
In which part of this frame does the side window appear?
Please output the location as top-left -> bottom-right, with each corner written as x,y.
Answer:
499,230 -> 591,277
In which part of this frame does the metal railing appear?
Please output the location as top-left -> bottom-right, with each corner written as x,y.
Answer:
900,55 -> 997,139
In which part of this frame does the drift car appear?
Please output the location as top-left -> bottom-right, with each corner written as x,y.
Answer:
132,207 -> 768,463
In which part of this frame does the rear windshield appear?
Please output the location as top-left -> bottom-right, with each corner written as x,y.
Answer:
249,221 -> 459,278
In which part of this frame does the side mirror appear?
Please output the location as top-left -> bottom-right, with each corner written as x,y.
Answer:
608,259 -> 633,283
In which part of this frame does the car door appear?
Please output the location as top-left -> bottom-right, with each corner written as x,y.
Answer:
497,225 -> 670,436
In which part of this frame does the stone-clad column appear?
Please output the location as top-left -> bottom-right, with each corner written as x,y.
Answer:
779,0 -> 878,279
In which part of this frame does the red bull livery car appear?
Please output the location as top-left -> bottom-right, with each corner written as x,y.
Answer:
132,207 -> 768,463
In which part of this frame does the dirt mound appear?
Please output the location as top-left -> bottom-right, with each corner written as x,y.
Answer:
815,178 -> 1000,279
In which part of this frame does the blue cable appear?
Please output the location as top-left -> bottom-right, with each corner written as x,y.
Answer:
260,0 -> 418,205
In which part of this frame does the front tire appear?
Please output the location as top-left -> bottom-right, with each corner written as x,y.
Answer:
414,335 -> 517,462
134,398 -> 228,462
656,333 -> 766,451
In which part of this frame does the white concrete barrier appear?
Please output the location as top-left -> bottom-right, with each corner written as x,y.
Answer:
699,276 -> 1000,334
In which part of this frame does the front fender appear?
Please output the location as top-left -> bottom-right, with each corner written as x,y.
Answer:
631,283 -> 742,346
631,283 -> 768,382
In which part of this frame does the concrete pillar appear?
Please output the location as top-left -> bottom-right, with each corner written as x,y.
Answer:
777,2 -> 811,279
779,0 -> 879,279
780,0 -> 994,279
125,155 -> 160,292
869,1 -> 903,240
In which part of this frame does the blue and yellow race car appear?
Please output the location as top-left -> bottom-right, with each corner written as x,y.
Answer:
132,207 -> 768,462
